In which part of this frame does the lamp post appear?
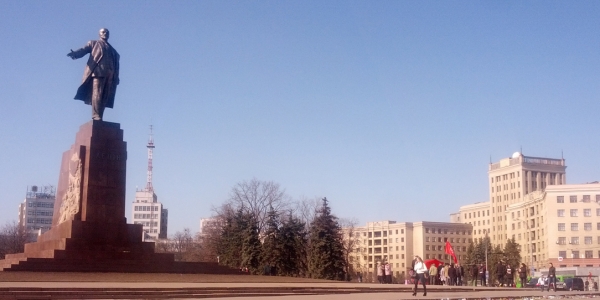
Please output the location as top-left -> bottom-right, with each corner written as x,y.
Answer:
484,229 -> 488,287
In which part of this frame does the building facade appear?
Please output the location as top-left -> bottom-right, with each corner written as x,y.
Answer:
453,201 -> 491,242
506,183 -> 600,271
346,220 -> 472,282
18,185 -> 56,239
488,152 -> 566,245
131,189 -> 168,241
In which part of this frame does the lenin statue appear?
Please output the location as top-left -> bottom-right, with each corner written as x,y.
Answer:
67,28 -> 120,121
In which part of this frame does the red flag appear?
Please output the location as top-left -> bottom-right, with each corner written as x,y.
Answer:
445,241 -> 458,263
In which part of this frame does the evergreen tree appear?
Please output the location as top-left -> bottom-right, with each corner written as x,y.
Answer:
217,211 -> 243,268
241,213 -> 262,274
261,205 -> 281,275
464,241 -> 477,282
278,212 -> 307,277
503,237 -> 521,285
307,197 -> 346,280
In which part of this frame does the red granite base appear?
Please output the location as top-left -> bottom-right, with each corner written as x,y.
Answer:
0,121 -> 239,274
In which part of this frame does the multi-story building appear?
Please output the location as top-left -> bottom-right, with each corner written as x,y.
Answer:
488,152 -> 566,245
130,126 -> 168,241
132,189 -> 168,241
452,201 -> 491,241
346,220 -> 472,281
506,183 -> 600,271
18,185 -> 56,240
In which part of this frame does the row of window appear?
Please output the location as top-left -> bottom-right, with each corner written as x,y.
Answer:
424,228 -> 469,235
464,210 -> 490,220
557,223 -> 600,231
556,236 -> 600,245
426,245 -> 467,252
134,206 -> 159,211
557,195 -> 600,203
134,221 -> 158,227
133,214 -> 159,219
425,237 -> 470,244
27,211 -> 53,216
557,209 -> 599,217
27,202 -> 54,208
558,250 -> 600,259
27,218 -> 52,224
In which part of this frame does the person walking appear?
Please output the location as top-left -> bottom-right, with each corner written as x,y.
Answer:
547,263 -> 556,291
456,264 -> 464,286
518,263 -> 528,288
376,262 -> 383,284
428,263 -> 438,285
471,264 -> 479,286
506,264 -> 514,287
496,261 -> 506,287
412,256 -> 428,296
448,264 -> 456,286
384,262 -> 392,284
479,264 -> 487,287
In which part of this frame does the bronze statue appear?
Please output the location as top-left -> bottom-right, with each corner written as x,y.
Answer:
68,28 -> 120,121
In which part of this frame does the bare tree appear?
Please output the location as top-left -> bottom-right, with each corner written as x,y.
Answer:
293,196 -> 322,231
226,178 -> 290,235
339,217 -> 360,281
0,221 -> 28,259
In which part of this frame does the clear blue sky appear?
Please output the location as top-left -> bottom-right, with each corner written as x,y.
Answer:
1,1 -> 599,234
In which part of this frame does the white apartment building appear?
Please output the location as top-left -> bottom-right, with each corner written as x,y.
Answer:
131,189 -> 168,241
18,185 -> 56,240
346,220 -> 472,281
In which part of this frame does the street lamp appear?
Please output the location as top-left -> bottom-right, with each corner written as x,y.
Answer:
484,229 -> 488,287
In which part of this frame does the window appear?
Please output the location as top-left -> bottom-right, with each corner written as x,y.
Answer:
426,237 -> 429,242
572,250 -> 580,258
582,195 -> 590,202
557,237 -> 566,245
425,228 -> 429,233
571,237 -> 579,245
570,209 -> 578,217
425,245 -> 430,250
557,209 -> 565,217
570,195 -> 577,203
571,223 -> 579,231
585,237 -> 592,245
558,223 -> 565,231
597,208 -> 600,216
584,223 -> 592,231
585,251 -> 593,258
559,251 -> 566,258
584,209 -> 591,217
557,196 -> 564,203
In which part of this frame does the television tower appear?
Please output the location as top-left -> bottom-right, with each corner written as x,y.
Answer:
145,125 -> 155,192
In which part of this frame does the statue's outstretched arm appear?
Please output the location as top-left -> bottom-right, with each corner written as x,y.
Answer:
67,41 -> 93,60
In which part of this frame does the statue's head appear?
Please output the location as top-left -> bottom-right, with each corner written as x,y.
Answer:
99,28 -> 110,41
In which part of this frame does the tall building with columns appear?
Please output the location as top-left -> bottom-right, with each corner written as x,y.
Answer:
488,152 -> 566,245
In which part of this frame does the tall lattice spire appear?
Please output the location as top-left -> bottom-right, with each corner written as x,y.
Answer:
145,125 -> 155,192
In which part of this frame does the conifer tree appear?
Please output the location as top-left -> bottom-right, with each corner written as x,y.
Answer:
503,237 -> 521,283
261,205 -> 281,275
307,197 -> 346,280
241,213 -> 262,274
217,211 -> 243,268
278,212 -> 307,277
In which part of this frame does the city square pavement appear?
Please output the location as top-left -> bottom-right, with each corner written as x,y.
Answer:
1,273 -> 599,299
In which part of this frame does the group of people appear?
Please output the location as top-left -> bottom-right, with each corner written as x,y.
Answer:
428,262 -> 465,286
376,262 -> 393,284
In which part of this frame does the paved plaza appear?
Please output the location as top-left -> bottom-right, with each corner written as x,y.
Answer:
1,273 -> 600,299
